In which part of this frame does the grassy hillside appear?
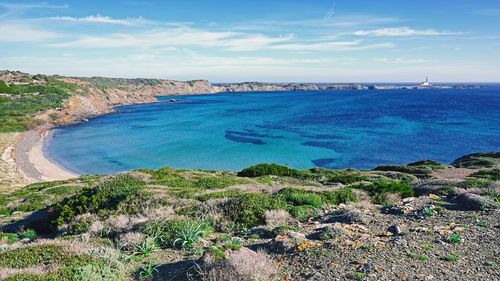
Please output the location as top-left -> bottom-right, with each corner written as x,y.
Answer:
0,157 -> 498,280
0,76 -> 74,132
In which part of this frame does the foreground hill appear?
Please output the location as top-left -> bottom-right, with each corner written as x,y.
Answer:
0,153 -> 498,280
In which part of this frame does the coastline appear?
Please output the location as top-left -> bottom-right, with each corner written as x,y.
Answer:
15,127 -> 79,183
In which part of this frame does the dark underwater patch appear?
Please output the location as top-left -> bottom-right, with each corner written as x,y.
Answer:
224,131 -> 265,145
312,158 -> 337,167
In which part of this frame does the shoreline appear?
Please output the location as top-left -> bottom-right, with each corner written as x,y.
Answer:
15,127 -> 79,183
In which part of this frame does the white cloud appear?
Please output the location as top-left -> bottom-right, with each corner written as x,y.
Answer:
49,15 -> 149,26
373,57 -> 430,64
0,22 -> 58,42
270,41 -> 394,51
354,27 -> 460,37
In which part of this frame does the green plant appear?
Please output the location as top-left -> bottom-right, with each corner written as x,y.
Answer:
290,205 -> 318,221
475,220 -> 489,227
469,168 -> 500,181
52,175 -> 145,225
352,180 -> 414,200
138,262 -> 159,280
194,175 -> 248,189
221,237 -> 242,251
206,246 -> 226,261
144,219 -> 212,249
442,253 -> 460,262
0,245 -> 70,268
348,272 -> 367,280
279,188 -> 323,207
421,206 -> 435,218
134,237 -> 159,257
173,221 -> 211,249
408,252 -> 429,261
464,178 -> 494,189
422,242 -> 434,251
18,229 -> 37,240
325,171 -> 367,184
222,193 -> 287,230
74,261 -> 126,281
237,163 -> 307,178
448,234 -> 464,244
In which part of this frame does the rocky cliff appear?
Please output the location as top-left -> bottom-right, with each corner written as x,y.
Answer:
39,76 -> 216,126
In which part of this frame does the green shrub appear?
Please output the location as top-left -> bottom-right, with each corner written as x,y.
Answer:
194,175 -> 248,189
325,171 -> 367,184
352,180 -> 414,198
464,178 -> 493,189
237,163 -> 307,178
18,229 -> 37,240
279,188 -> 323,207
196,189 -> 243,201
442,253 -> 460,262
222,193 -> 288,229
470,169 -> 500,181
278,188 -> 357,208
52,175 -> 145,226
144,219 -> 212,248
15,193 -> 49,212
408,252 -> 429,261
448,233 -> 464,244
320,188 -> 358,205
152,167 -> 193,187
0,245 -> 70,268
290,205 -> 318,220
74,262 -> 126,281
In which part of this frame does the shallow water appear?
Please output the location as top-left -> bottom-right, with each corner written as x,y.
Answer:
47,87 -> 500,174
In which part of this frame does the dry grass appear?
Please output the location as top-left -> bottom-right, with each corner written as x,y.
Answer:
201,247 -> 279,281
0,133 -> 27,194
0,265 -> 55,279
265,209 -> 293,228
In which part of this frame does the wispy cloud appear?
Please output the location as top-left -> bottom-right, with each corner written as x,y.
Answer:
0,21 -> 58,42
354,27 -> 460,37
0,2 -> 68,18
49,15 -> 149,26
270,41 -> 394,51
373,57 -> 431,64
48,26 -> 393,52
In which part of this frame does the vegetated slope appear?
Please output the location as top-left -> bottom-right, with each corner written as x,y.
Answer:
0,70 -> 216,132
0,154 -> 498,280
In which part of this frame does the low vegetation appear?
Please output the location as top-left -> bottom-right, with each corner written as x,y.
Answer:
0,156 -> 498,280
0,76 -> 74,132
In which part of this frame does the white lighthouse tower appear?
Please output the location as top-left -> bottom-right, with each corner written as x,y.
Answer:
420,76 -> 432,87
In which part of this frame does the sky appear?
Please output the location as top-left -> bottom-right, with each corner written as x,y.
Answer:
1,0 -> 499,82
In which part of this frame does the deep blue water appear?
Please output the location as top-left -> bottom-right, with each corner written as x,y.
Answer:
47,88 -> 500,174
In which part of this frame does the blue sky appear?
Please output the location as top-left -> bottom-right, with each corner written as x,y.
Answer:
1,0 -> 499,82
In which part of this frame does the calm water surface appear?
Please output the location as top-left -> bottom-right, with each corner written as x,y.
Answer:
47,88 -> 500,174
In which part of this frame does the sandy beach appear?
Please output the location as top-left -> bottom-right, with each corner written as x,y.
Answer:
14,127 -> 79,183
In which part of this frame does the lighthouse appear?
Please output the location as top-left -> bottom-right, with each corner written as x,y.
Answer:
420,76 -> 432,87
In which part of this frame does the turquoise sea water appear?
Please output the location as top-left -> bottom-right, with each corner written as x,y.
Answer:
47,87 -> 500,174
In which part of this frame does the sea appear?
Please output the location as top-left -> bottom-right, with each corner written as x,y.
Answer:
46,86 -> 500,174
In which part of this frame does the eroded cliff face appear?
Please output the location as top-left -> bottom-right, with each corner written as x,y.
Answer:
38,77 -> 216,126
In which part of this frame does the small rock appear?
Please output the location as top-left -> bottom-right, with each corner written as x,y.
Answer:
402,197 -> 415,204
324,209 -> 368,224
388,224 -> 403,235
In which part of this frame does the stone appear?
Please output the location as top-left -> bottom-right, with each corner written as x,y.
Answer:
388,224 -> 402,235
